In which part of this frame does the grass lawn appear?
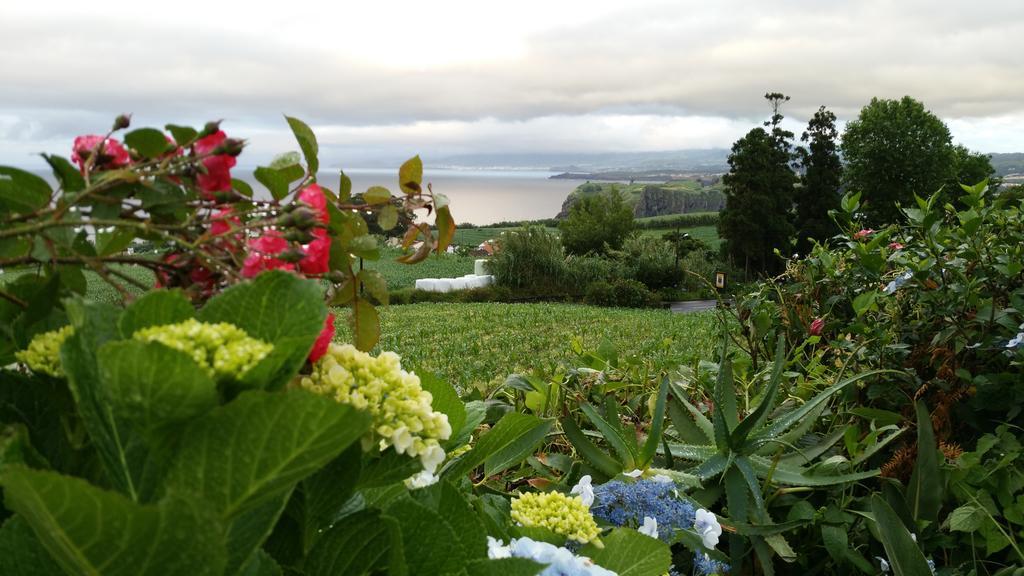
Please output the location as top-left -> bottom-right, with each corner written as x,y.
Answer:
364,247 -> 477,290
638,225 -> 721,248
333,302 -> 722,392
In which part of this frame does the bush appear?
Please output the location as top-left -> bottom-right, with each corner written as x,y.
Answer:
614,235 -> 682,290
564,254 -> 619,291
584,278 -> 660,308
488,226 -> 566,291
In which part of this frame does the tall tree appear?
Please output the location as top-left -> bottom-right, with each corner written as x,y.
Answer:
558,186 -> 635,255
718,93 -> 797,277
794,106 -> 842,253
841,96 -> 956,225
950,145 -> 1000,193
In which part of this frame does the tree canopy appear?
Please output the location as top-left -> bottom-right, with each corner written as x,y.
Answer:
794,106 -> 842,254
558,186 -> 635,255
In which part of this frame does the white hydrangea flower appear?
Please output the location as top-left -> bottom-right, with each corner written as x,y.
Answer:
638,516 -> 659,538
405,470 -> 439,490
623,469 -> 643,478
487,536 -> 512,559
694,508 -> 723,549
570,475 -> 595,508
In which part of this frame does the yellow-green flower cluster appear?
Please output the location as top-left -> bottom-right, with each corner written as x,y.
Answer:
511,491 -> 601,544
133,319 -> 272,381
16,325 -> 74,378
298,343 -> 452,473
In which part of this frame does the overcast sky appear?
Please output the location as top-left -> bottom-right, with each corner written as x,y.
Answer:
1,0 -> 1022,168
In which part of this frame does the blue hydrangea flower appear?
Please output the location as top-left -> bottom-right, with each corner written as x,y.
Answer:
692,552 -> 731,575
487,537 -> 616,576
883,271 -> 914,295
591,479 -> 696,542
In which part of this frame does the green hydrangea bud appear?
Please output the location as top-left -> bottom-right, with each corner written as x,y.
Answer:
133,319 -> 272,382
16,325 -> 75,378
511,491 -> 601,544
298,344 -> 452,473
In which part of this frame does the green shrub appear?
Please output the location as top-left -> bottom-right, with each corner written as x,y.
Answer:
614,235 -> 682,290
488,226 -> 566,291
565,254 -> 618,290
584,279 -> 660,308
559,187 -> 635,255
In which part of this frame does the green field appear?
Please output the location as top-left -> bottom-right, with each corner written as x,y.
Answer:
334,302 -> 721,392
365,247 -> 476,290
639,225 -> 721,248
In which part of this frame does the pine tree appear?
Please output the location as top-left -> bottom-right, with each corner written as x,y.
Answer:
794,106 -> 842,254
718,93 -> 797,277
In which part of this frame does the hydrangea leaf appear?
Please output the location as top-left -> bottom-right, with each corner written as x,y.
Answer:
385,498 -> 466,575
198,271 -> 326,390
118,289 -> 195,338
164,390 -> 370,520
305,510 -> 402,576
0,466 -> 226,576
465,558 -> 545,576
97,340 -> 218,433
580,527 -> 671,576
0,516 -> 67,575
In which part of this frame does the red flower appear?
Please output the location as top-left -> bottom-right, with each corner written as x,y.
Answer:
242,230 -> 295,278
194,131 -> 236,197
71,135 -> 130,172
308,313 -> 335,363
210,206 -> 240,237
888,242 -> 905,250
299,229 -> 331,275
809,317 -> 825,336
297,183 -> 329,223
853,228 -> 875,240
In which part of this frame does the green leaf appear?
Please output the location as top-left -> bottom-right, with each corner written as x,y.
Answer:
385,498 -> 466,575
852,290 -> 878,317
764,533 -> 797,562
748,456 -> 879,486
303,443 -> 362,533
164,390 -> 370,520
713,342 -> 737,450
125,128 -> 172,158
466,558 -> 545,576
42,154 -> 85,193
399,155 -> 423,195
411,480 -> 488,556
338,171 -> 352,201
0,466 -> 226,576
233,178 -> 254,198
254,167 -> 291,201
667,381 -> 715,443
364,186 -> 392,205
285,116 -> 319,175
0,516 -> 64,576
418,371 -> 467,448
238,549 -> 282,576
0,166 -> 51,214
198,271 -> 327,390
60,298 -> 138,495
225,491 -> 290,576
751,370 -> 890,448
446,412 -> 553,479
97,340 -> 218,433
731,338 -> 785,447
349,299 -> 380,352
731,519 -> 810,536
270,151 -> 302,169
435,205 -> 456,253
449,400 -> 487,448
96,227 -> 136,256
639,375 -> 670,466
305,509 -> 401,576
906,400 -> 943,523
165,124 -> 198,146
580,402 -> 637,469
378,204 -> 400,230
870,494 -> 935,576
948,505 -> 984,533
560,415 -> 621,477
358,269 -> 389,305
118,289 -> 195,338
580,527 -> 671,576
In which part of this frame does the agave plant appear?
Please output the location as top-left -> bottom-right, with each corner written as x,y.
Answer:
664,334 -> 894,572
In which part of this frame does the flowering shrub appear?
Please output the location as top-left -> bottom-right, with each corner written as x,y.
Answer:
511,491 -> 601,544
132,318 -> 273,381
591,479 -> 695,542
14,325 -> 74,378
297,343 -> 452,473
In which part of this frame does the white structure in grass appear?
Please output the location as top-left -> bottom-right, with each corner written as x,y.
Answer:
415,259 -> 494,293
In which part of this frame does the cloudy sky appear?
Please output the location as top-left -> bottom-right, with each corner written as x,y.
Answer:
1,0 -> 1022,168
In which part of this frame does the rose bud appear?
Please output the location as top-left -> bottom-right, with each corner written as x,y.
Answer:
287,206 -> 320,230
283,229 -> 316,244
213,138 -> 245,157
200,120 -> 222,137
112,114 -> 132,131
809,317 -> 825,336
277,248 -> 309,263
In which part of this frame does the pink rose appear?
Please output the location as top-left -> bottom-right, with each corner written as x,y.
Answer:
853,229 -> 875,241
297,183 -> 329,223
809,317 -> 825,336
298,229 -> 331,275
210,207 -> 240,237
888,242 -> 904,250
194,131 -> 236,197
242,230 -> 296,278
71,135 -> 130,172
308,313 -> 335,363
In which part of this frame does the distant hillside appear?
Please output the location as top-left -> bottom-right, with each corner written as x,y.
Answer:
556,178 -> 725,219
433,149 -> 731,173
991,153 -> 1024,176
